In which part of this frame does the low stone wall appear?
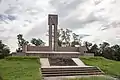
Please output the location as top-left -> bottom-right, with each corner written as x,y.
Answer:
57,47 -> 79,52
27,45 -> 51,51
12,52 -> 25,56
26,53 -> 81,58
84,53 -> 94,56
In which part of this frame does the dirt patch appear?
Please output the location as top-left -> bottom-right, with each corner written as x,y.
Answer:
49,58 -> 77,66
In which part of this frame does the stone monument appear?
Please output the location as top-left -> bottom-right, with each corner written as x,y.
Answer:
20,14 -> 91,57
13,14 -> 103,79
48,14 -> 58,51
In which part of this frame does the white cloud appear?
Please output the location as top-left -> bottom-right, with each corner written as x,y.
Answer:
0,0 -> 120,52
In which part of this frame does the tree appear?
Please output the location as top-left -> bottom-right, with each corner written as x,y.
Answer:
84,41 -> 92,52
111,45 -> 120,61
31,38 -> 45,46
17,34 -> 29,52
103,47 -> 113,59
58,28 -> 82,47
58,39 -> 62,47
99,42 -> 110,56
58,28 -> 72,47
65,29 -> 72,46
99,42 -> 110,49
72,33 -> 79,42
71,41 -> 80,47
57,29 -> 62,47
90,44 -> 100,56
0,40 -> 10,59
71,33 -> 80,47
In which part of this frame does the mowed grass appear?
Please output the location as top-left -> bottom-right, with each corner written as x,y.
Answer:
80,56 -> 120,78
0,56 -> 41,80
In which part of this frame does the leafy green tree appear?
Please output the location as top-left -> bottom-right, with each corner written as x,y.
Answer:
65,29 -> 72,46
58,28 -> 72,47
111,45 -> 120,61
72,33 -> 79,41
99,42 -> 110,56
58,39 -> 62,47
71,33 -> 81,47
57,29 -> 62,47
17,34 -> 29,52
31,38 -> 45,46
0,40 -> 10,59
84,41 -> 92,52
90,44 -> 100,56
71,41 -> 80,47
103,47 -> 113,59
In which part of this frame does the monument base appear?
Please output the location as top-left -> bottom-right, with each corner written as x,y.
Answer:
25,51 -> 83,58
40,58 -> 104,78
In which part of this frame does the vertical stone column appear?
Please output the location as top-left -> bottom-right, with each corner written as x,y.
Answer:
48,14 -> 58,51
54,24 -> 58,51
49,25 -> 52,51
22,45 -> 27,53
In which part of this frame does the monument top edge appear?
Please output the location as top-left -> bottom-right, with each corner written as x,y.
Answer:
48,14 -> 58,16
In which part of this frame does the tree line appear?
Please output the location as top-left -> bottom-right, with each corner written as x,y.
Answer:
16,34 -> 45,52
0,40 -> 10,59
85,42 -> 120,61
0,29 -> 120,61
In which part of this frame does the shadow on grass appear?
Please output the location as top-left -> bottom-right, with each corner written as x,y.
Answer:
0,76 -> 3,80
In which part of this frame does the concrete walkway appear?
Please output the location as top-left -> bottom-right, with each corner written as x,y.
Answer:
40,58 -> 50,67
72,58 -> 86,66
40,58 -> 86,68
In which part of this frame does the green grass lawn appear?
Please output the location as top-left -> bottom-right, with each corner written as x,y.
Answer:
0,56 -> 41,80
1,56 -> 120,80
80,56 -> 120,78
67,57 -> 120,80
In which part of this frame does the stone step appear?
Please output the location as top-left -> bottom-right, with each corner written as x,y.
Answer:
42,67 -> 98,71
42,68 -> 99,72
42,70 -> 101,74
41,66 -> 104,77
42,72 -> 103,77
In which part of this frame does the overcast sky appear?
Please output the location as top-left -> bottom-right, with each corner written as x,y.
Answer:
0,0 -> 120,51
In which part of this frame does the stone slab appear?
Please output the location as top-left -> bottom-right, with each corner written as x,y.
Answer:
40,58 -> 50,67
26,51 -> 80,54
72,58 -> 86,66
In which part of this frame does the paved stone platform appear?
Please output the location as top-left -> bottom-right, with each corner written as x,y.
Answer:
40,58 -> 103,79
40,58 -> 86,68
49,58 -> 77,66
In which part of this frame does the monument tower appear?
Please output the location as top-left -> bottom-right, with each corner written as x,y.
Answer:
48,14 -> 58,51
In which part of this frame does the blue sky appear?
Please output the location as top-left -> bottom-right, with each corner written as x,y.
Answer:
0,0 -> 120,51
